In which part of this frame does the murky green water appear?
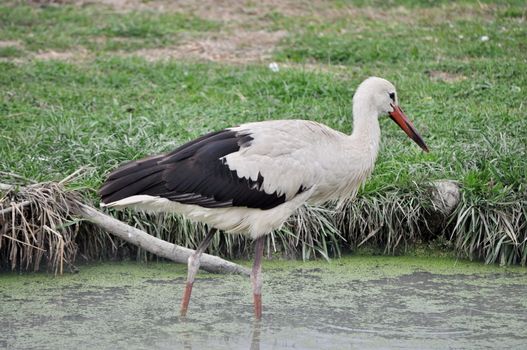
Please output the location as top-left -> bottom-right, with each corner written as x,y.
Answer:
1,256 -> 526,349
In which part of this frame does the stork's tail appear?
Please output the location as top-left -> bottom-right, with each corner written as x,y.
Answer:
99,154 -> 167,206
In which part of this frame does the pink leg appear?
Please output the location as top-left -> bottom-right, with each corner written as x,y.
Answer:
251,236 -> 265,320
180,228 -> 217,316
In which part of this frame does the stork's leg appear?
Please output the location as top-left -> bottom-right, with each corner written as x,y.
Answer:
251,236 -> 265,320
180,227 -> 217,316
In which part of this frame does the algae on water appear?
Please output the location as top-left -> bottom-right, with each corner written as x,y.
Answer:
1,256 -> 526,349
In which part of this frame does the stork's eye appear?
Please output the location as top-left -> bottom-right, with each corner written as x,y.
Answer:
389,92 -> 396,102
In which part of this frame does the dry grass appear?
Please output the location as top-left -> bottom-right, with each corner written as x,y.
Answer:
0,181 -> 81,274
33,47 -> 92,62
79,0 -> 499,25
81,0 -> 332,21
122,30 -> 287,63
451,199 -> 527,266
0,40 -> 23,48
0,46 -> 92,64
427,70 -> 467,83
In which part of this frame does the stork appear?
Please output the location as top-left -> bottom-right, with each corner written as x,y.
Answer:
99,76 -> 429,319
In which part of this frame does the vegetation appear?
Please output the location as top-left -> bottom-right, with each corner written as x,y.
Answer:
0,0 -> 525,271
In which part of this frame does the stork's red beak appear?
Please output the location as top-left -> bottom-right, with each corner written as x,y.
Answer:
389,104 -> 429,152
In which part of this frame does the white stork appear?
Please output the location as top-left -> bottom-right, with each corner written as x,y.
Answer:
99,76 -> 429,319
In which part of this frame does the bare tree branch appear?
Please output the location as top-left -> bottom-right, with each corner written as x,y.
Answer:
75,203 -> 250,276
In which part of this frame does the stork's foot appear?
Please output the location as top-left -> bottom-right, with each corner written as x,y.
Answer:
179,228 -> 216,317
180,256 -> 198,317
253,293 -> 262,320
180,282 -> 194,317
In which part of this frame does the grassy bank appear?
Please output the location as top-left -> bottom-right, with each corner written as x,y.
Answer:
1,0 -> 526,270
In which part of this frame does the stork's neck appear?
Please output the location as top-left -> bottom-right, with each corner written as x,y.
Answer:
349,101 -> 381,158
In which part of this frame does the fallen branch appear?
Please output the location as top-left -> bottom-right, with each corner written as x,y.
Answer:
75,203 -> 250,276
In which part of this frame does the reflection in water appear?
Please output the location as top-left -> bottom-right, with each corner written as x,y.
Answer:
250,320 -> 262,350
174,316 -> 194,350
182,329 -> 193,350
178,315 -> 194,350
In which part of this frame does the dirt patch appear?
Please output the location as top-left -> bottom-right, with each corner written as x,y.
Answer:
1,32 -> 284,65
25,0 -> 72,5
23,0 -> 499,27
33,48 -> 91,61
0,48 -> 92,64
417,3 -> 497,24
282,62 -> 351,78
124,30 -> 286,63
77,0 -> 497,25
175,0 -> 330,23
0,40 -> 24,48
82,0 -> 329,19
428,70 -> 467,83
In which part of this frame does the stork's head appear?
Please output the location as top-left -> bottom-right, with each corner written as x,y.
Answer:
353,77 -> 429,152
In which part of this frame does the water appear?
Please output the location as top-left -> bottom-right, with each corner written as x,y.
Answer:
1,257 -> 526,349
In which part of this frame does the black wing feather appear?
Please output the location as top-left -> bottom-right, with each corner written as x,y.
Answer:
99,129 -> 287,210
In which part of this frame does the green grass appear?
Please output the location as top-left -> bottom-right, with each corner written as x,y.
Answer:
0,3 -> 219,52
0,45 -> 24,58
0,0 -> 526,268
